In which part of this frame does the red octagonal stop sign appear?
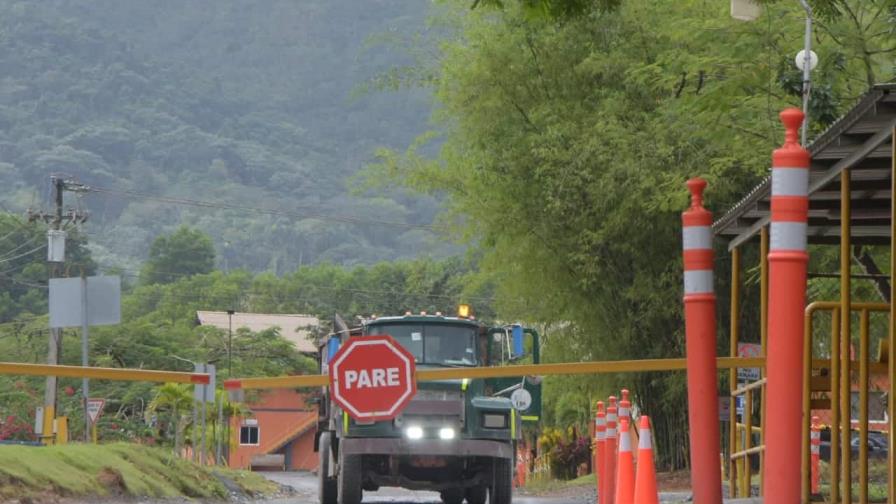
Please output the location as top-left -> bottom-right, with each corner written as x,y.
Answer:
329,335 -> 417,422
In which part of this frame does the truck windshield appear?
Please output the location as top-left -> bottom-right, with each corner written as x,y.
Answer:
367,324 -> 477,366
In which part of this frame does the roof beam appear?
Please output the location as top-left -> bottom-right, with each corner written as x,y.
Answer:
724,119 -> 896,251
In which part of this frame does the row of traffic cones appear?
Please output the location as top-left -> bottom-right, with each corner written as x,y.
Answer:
594,391 -> 659,504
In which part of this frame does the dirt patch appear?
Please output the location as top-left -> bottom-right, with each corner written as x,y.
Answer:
96,468 -> 126,496
656,470 -> 691,491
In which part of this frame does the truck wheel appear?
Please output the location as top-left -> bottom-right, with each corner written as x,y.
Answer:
489,457 -> 513,504
337,449 -> 363,504
318,432 -> 337,504
440,488 -> 464,504
465,485 -> 487,504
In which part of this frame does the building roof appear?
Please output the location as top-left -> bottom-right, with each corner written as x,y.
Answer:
714,84 -> 896,250
196,311 -> 319,353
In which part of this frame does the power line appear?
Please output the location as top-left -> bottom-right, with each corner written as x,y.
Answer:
0,244 -> 46,265
0,234 -> 41,261
86,186 -> 445,232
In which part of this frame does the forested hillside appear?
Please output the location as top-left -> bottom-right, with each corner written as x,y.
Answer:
0,0 -> 448,272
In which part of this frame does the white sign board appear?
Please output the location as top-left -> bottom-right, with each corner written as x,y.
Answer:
511,388 -> 532,411
86,398 -> 105,424
737,342 -> 761,382
194,363 -> 216,403
49,276 -> 121,328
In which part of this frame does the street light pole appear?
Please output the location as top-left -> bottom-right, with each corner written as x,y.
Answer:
798,0 -> 814,145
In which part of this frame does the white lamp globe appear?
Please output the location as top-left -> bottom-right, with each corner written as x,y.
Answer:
795,50 -> 819,71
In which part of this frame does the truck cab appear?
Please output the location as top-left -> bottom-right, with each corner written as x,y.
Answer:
316,308 -> 541,504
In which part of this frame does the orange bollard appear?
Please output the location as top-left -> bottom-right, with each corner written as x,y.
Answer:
633,415 -> 659,504
619,389 -> 631,424
763,108 -> 810,504
810,416 -> 820,495
618,389 -> 637,455
615,418 -> 635,504
605,398 -> 618,504
681,177 -> 723,504
595,402 -> 606,504
516,449 -> 527,487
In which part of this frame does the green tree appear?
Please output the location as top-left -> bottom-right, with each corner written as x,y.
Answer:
140,226 -> 216,285
148,383 -> 193,455
366,0 -> 895,468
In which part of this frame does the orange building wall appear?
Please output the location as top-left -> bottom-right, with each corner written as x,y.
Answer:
287,427 -> 319,470
228,389 -> 319,471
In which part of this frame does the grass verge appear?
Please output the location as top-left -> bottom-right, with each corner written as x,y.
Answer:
523,473 -> 595,494
0,442 -> 278,500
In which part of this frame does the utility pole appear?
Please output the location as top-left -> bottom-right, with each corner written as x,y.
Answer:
28,176 -> 88,443
227,309 -> 235,378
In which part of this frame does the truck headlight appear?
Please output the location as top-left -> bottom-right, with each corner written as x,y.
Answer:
483,413 -> 508,429
439,427 -> 456,440
405,425 -> 424,440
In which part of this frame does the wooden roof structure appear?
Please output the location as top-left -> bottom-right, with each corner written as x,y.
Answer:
714,84 -> 896,249
196,310 -> 319,353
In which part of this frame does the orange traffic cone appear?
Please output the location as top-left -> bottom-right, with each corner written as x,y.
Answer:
595,402 -> 606,504
633,415 -> 659,504
614,418 -> 635,504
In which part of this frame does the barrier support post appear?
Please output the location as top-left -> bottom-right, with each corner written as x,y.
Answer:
730,246 -> 741,498
681,177 -> 723,503
763,108 -> 810,504
840,167 -> 852,504
759,224 -> 769,497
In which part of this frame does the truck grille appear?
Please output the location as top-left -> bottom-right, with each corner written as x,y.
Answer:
395,390 -> 464,427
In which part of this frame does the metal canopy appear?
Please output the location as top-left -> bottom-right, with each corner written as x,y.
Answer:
714,84 -> 896,250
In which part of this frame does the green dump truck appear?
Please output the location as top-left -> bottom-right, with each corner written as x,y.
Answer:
316,308 -> 541,504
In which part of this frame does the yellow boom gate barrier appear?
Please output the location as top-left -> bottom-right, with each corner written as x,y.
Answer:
0,362 -> 210,444
224,356 -> 768,391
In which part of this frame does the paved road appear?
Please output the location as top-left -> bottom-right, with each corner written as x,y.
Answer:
261,471 -> 577,504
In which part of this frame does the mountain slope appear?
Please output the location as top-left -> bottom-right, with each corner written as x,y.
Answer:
0,0 -> 451,273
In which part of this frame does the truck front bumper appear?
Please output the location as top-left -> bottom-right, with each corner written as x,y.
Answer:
340,437 -> 513,459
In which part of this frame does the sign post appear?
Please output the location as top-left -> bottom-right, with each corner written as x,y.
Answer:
49,275 -> 121,442
329,335 -> 416,422
86,398 -> 105,443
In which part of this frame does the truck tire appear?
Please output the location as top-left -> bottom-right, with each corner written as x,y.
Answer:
465,485 -> 487,504
489,457 -> 512,504
440,488 -> 464,504
337,449 -> 363,504
318,432 -> 337,504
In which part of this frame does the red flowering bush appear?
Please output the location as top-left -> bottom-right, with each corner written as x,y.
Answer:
0,415 -> 35,441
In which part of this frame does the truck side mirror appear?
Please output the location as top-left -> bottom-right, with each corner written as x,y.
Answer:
511,324 -> 525,359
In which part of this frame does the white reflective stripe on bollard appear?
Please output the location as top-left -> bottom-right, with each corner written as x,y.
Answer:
770,221 -> 808,251
684,270 -> 714,294
771,167 -> 809,196
682,226 -> 713,250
